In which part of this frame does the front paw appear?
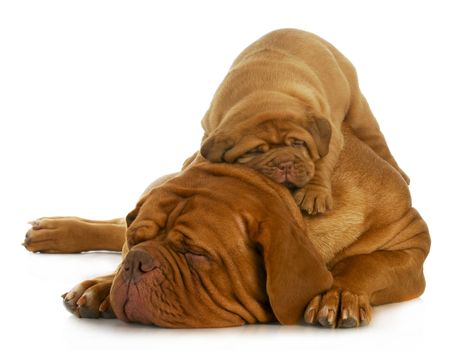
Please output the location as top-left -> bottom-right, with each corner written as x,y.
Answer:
23,217 -> 81,253
62,275 -> 115,319
294,185 -> 333,215
304,288 -> 372,328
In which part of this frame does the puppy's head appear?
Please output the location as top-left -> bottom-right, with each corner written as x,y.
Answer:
110,163 -> 332,328
200,117 -> 331,190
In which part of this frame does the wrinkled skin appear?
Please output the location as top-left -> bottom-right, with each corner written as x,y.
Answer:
109,164 -> 332,327
199,29 -> 410,215
229,120 -> 319,189
200,115 -> 332,215
25,130 -> 429,329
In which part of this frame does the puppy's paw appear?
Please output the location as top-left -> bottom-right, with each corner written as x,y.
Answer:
304,288 -> 372,328
294,185 -> 333,215
62,275 -> 115,319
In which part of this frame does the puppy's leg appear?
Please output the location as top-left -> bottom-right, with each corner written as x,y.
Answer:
305,209 -> 430,328
346,94 -> 410,184
23,217 -> 126,253
62,274 -> 116,319
294,126 -> 343,214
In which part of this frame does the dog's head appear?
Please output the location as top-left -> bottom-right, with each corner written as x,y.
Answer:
110,163 -> 332,328
200,95 -> 331,190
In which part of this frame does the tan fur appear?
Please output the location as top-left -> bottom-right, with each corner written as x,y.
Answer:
197,29 -> 409,214
24,129 -> 429,328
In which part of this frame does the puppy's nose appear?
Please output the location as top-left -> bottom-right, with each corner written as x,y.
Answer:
277,161 -> 294,171
123,249 -> 155,283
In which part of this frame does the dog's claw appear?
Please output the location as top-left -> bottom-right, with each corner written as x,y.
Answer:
305,289 -> 372,328
76,295 -> 87,306
62,277 -> 114,319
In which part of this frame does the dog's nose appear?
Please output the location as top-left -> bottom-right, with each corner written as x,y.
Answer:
277,161 -> 294,171
123,249 -> 156,282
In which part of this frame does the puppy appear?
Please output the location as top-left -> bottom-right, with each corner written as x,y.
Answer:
198,29 -> 409,214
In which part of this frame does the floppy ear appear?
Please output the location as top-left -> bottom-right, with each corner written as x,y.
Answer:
306,116 -> 332,158
125,187 -> 181,248
200,133 -> 234,162
126,173 -> 180,229
125,195 -> 151,247
252,214 -> 332,324
125,200 -> 143,229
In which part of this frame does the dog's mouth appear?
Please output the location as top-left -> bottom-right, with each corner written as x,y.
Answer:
110,247 -> 185,327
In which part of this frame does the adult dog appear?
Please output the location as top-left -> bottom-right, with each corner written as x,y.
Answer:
24,128 -> 429,328
198,29 -> 409,214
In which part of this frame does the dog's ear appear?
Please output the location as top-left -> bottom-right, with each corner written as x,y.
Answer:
200,132 -> 235,162
125,195 -> 153,247
125,197 -> 145,229
305,116 -> 332,158
251,212 -> 332,324
125,187 -> 182,248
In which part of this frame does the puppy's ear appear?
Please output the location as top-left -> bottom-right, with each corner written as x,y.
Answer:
251,213 -> 332,325
200,133 -> 234,162
306,116 -> 332,158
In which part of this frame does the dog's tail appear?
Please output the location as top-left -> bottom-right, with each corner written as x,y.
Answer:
23,217 -> 126,253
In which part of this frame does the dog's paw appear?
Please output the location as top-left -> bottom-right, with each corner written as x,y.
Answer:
62,275 -> 115,319
294,185 -> 333,215
24,217 -> 68,253
304,288 -> 372,328
23,217 -> 84,253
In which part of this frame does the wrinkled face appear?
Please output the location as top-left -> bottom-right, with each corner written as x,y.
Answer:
110,196 -> 273,328
200,118 -> 331,190
110,165 -> 332,328
235,132 -> 315,190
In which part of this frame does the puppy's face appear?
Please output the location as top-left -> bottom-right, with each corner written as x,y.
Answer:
200,117 -> 331,190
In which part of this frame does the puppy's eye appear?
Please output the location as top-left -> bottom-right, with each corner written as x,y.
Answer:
292,139 -> 305,147
246,146 -> 264,155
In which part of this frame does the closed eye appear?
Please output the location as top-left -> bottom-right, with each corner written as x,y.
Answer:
168,231 -> 211,258
291,139 -> 306,147
245,145 -> 266,155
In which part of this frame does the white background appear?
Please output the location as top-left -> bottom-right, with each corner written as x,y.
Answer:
1,0 -> 461,349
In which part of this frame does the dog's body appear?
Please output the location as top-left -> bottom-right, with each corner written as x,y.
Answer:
24,129 -> 430,328
198,29 -> 409,214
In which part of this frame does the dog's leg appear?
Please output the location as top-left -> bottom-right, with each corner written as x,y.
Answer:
62,274 -> 116,319
23,218 -> 126,318
305,249 -> 427,328
346,93 -> 410,184
23,217 -> 126,253
305,209 -> 430,328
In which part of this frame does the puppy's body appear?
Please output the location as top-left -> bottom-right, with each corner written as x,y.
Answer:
199,29 -> 408,214
24,129 -> 429,328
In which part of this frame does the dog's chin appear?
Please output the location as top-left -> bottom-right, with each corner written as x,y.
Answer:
111,270 -> 163,326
